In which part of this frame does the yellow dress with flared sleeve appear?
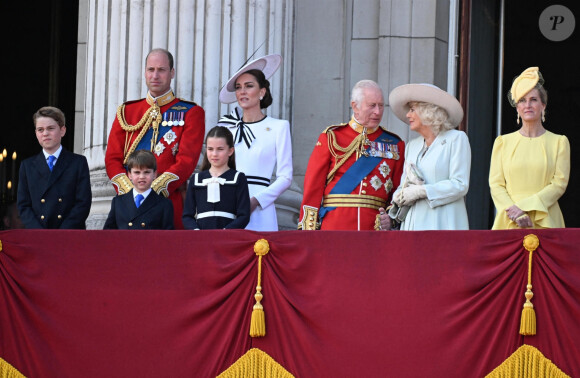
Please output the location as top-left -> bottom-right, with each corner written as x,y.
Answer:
489,130 -> 570,229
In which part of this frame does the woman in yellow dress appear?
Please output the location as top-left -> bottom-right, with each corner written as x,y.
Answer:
489,67 -> 570,229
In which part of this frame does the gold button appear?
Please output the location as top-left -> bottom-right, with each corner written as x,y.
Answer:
128,222 -> 133,227
41,199 -> 45,203
362,182 -> 367,187
57,215 -> 62,219
361,190 -> 367,194
58,198 -> 63,202
41,215 -> 45,220
141,223 -> 146,227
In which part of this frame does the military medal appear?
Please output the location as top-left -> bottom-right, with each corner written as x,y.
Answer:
168,113 -> 174,127
162,113 -> 168,127
179,112 -> 184,126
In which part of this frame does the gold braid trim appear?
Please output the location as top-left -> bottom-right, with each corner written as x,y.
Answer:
217,348 -> 294,378
151,172 -> 179,197
485,344 -> 570,378
117,104 -> 155,132
322,194 -> 386,210
117,103 -> 162,165
326,129 -> 365,184
110,173 -> 134,195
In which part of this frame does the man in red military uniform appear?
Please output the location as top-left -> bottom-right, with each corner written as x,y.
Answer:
105,48 -> 205,229
298,80 -> 405,231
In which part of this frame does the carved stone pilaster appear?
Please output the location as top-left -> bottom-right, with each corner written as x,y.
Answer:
86,167 -> 115,230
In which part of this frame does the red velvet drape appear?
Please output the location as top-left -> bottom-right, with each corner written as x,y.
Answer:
1,229 -> 579,377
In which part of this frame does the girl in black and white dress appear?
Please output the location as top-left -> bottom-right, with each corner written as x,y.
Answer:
182,126 -> 250,230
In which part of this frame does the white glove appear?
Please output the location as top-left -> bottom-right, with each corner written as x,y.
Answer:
405,163 -> 425,186
398,184 -> 427,206
392,189 -> 404,206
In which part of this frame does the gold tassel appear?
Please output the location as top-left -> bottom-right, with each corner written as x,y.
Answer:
520,234 -> 539,336
250,239 -> 270,337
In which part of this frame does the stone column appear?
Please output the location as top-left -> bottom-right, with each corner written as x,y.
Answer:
76,0 -> 298,230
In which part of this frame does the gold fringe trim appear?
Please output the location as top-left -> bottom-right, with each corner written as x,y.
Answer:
217,348 -> 294,378
0,358 -> 25,378
250,239 -> 270,337
486,344 -> 570,378
0,240 -> 3,252
520,234 -> 539,336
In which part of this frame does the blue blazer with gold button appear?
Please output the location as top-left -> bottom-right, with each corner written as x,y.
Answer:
103,190 -> 174,230
17,148 -> 92,229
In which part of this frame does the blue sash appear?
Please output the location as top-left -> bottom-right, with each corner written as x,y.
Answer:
135,101 -> 196,152
319,130 -> 400,219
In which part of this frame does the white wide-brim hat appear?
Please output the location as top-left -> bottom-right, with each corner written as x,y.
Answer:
218,54 -> 283,104
389,83 -> 464,127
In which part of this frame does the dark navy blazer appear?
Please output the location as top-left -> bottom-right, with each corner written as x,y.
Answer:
103,190 -> 174,230
17,148 -> 92,229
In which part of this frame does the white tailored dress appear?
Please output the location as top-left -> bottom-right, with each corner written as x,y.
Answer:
394,129 -> 471,230
219,107 -> 293,231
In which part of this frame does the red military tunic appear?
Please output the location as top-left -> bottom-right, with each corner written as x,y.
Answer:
105,91 -> 205,229
298,119 -> 405,230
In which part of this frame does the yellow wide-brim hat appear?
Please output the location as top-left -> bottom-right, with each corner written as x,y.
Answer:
388,83 -> 464,127
508,67 -> 542,106
218,54 -> 282,104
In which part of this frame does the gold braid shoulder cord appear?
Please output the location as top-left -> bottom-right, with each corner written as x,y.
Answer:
325,128 -> 368,184
116,103 -> 162,165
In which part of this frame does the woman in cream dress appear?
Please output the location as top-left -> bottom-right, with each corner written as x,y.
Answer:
489,67 -> 570,229
218,54 -> 292,231
387,83 -> 471,230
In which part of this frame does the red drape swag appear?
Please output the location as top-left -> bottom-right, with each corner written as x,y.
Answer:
0,229 -> 579,377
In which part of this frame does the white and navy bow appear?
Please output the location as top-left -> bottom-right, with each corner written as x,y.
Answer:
218,107 -> 256,148
201,177 -> 226,203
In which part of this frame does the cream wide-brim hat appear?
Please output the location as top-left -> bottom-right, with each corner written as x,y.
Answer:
218,54 -> 283,104
388,83 -> 464,127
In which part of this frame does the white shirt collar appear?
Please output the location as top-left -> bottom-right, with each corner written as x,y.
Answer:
133,188 -> 152,200
43,145 -> 63,160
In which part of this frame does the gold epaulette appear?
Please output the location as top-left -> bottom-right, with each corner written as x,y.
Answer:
322,123 -> 348,134
152,172 -> 179,197
110,173 -> 134,195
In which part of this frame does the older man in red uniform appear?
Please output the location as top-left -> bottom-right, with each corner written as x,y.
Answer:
105,48 -> 205,229
298,80 -> 405,231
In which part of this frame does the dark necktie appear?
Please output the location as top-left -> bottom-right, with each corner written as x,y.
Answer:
135,194 -> 144,208
47,155 -> 56,171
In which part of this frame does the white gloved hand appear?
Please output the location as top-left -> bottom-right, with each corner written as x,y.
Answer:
392,189 -> 404,206
398,184 -> 427,206
405,163 -> 425,186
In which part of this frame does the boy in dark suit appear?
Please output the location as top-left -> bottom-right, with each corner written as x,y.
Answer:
17,106 -> 92,229
104,150 -> 174,229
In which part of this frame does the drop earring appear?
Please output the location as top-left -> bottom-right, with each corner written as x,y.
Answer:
516,113 -> 520,125
542,110 -> 545,123
260,96 -> 263,100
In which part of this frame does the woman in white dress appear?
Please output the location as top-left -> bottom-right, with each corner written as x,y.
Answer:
385,83 -> 471,230
218,54 -> 293,231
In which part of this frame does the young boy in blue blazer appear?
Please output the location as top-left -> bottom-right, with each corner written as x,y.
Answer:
17,106 -> 92,229
104,149 -> 174,229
